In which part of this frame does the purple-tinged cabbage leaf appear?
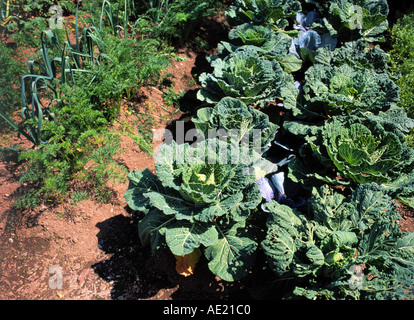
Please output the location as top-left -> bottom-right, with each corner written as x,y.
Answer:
289,11 -> 337,63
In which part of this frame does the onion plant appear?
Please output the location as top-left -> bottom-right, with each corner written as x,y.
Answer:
0,0 -> 128,146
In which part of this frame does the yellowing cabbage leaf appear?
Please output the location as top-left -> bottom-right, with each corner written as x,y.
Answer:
174,248 -> 202,277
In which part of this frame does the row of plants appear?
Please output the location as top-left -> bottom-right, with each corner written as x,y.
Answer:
125,0 -> 414,299
0,41 -> 25,128
1,1 -> 167,206
0,0 -> 224,207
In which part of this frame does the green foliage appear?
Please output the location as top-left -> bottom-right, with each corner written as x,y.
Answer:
217,22 -> 302,73
139,0 -> 222,45
70,191 -> 91,205
262,183 -> 414,299
13,188 -> 43,209
2,15 -> 114,146
115,0 -> 414,299
285,110 -> 414,191
124,139 -> 263,281
192,97 -> 278,154
300,42 -> 399,118
320,40 -> 389,73
197,48 -> 297,108
17,83 -> 126,206
226,0 -> 302,29
1,1 -> 173,207
77,136 -> 128,203
1,0 -> 75,48
304,0 -> 389,42
0,42 -> 24,128
84,34 -> 171,121
162,88 -> 185,107
322,115 -> 412,184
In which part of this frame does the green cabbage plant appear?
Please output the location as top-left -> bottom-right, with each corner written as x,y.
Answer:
315,40 -> 389,74
322,115 -> 409,184
217,23 -> 302,73
301,50 -> 399,117
279,41 -> 399,120
261,183 -> 414,299
124,139 -> 263,281
226,0 -> 301,29
304,0 -> 389,42
285,110 -> 414,188
197,48 -> 297,109
192,97 -> 278,154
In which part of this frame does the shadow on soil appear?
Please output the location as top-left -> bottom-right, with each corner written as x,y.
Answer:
92,210 -> 254,300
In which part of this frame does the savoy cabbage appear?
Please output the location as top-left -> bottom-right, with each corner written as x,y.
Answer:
217,22 -> 302,73
197,48 -> 297,109
124,139 -> 263,281
279,40 -> 399,120
301,52 -> 399,117
304,0 -> 389,42
192,97 -> 278,154
226,0 -> 302,29
122,0 -> 414,300
284,110 -> 414,196
261,183 -> 414,299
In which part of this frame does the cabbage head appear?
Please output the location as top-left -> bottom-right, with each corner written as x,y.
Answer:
300,42 -> 399,118
217,23 -> 302,73
197,48 -> 297,109
192,97 -> 278,154
323,115 -> 406,184
261,183 -> 414,299
124,139 -> 263,281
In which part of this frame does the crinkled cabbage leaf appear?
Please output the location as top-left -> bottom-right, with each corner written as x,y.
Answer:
192,97 -> 278,154
124,139 -> 263,281
197,48 -> 297,109
217,23 -> 302,73
304,0 -> 389,42
226,0 -> 302,29
262,183 -> 414,299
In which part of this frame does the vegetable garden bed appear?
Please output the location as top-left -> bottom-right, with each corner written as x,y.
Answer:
0,0 -> 414,301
